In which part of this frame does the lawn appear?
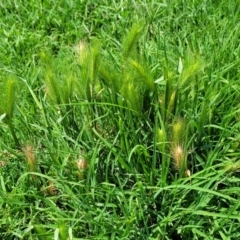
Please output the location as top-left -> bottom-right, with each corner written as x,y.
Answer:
1,0 -> 240,239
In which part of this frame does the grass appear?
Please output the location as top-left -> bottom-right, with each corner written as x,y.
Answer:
1,0 -> 240,239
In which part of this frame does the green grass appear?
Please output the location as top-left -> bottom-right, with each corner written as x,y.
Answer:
1,0 -> 240,239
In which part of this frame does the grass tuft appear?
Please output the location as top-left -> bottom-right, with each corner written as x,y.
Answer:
1,1 -> 240,239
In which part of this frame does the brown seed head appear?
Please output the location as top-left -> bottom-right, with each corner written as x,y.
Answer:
172,145 -> 184,169
76,157 -> 88,170
171,144 -> 188,174
48,181 -> 56,196
22,145 -> 36,172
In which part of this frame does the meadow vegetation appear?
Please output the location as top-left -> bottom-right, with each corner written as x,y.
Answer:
1,0 -> 240,239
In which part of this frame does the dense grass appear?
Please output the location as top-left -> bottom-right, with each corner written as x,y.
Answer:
1,0 -> 240,239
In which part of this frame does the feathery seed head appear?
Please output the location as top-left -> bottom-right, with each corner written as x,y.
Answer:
171,144 -> 190,178
172,118 -> 185,145
157,128 -> 166,152
171,144 -> 185,170
48,181 -> 56,196
76,40 -> 88,65
76,157 -> 88,170
76,155 -> 88,180
22,144 -> 36,172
